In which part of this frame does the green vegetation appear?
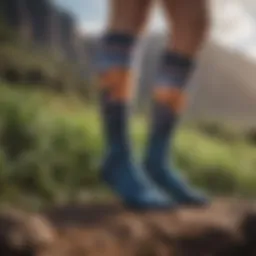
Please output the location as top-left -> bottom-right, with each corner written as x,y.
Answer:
0,83 -> 256,210
1,6 -> 256,212
0,18 -> 92,100
1,14 -> 256,209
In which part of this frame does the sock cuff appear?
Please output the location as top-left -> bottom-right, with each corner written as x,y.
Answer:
156,50 -> 196,87
96,32 -> 136,71
101,32 -> 136,50
161,51 -> 195,70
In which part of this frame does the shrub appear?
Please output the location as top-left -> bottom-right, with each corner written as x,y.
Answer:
245,128 -> 256,145
195,121 -> 241,143
0,84 -> 102,204
0,83 -> 256,209
2,67 -> 23,83
0,40 -> 92,99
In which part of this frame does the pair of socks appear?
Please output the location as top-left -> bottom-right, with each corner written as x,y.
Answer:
96,32 -> 207,210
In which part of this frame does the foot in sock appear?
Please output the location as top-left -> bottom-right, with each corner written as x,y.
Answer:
97,33 -> 174,210
101,147 -> 175,210
144,106 -> 207,206
144,51 -> 209,206
144,161 -> 208,206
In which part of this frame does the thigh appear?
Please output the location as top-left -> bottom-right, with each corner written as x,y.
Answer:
107,0 -> 155,34
160,0 -> 208,26
160,0 -> 209,55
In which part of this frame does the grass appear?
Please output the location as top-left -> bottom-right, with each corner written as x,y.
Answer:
0,82 -> 256,210
0,27 -> 90,97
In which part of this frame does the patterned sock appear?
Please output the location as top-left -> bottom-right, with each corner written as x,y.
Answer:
97,33 -> 134,155
144,50 -> 208,205
96,32 -> 174,209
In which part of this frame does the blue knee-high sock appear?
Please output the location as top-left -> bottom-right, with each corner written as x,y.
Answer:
144,51 -> 208,205
97,33 -> 133,155
96,32 -> 173,209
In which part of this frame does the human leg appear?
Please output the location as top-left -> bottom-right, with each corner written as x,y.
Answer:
96,0 -> 173,209
144,0 -> 210,205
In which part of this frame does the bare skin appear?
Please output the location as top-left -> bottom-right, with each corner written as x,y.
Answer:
107,0 -> 209,56
161,0 -> 209,56
107,0 -> 154,35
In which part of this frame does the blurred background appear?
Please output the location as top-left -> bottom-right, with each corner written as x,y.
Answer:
0,0 -> 256,210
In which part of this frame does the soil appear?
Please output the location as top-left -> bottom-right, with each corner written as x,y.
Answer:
1,198 -> 256,256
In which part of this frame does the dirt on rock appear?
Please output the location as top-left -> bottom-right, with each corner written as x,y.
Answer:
0,198 -> 256,256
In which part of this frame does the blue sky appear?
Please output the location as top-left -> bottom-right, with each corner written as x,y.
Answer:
54,0 -> 108,31
53,0 -> 165,33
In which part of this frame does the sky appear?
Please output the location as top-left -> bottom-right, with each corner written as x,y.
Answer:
53,0 -> 256,59
53,0 -> 165,33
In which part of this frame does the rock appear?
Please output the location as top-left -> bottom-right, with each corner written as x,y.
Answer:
0,199 -> 256,255
0,207 -> 55,256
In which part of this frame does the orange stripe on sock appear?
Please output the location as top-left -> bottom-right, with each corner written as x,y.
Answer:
153,87 -> 187,114
98,67 -> 132,101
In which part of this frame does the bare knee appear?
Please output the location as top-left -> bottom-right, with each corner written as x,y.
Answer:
107,0 -> 154,35
174,0 -> 209,39
162,0 -> 210,55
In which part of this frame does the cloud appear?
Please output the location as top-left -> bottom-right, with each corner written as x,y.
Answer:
78,21 -> 104,35
211,1 -> 255,44
210,0 -> 256,58
147,5 -> 166,32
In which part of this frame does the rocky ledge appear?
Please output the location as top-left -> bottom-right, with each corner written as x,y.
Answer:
1,198 -> 256,256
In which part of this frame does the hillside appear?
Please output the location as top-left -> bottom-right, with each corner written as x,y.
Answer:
186,42 -> 256,127
1,0 -> 87,65
136,36 -> 256,127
